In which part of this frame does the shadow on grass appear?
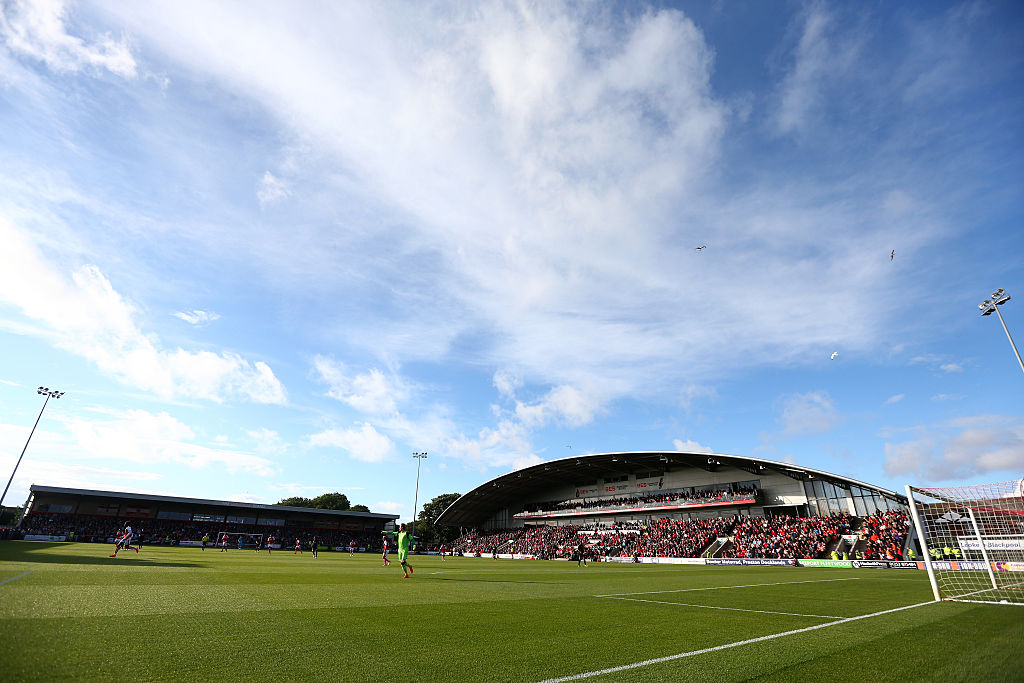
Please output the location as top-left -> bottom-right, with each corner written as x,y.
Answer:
0,541 -> 201,568
429,576 -> 570,585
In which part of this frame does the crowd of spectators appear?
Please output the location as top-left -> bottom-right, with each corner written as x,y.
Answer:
456,517 -> 734,559
17,513 -> 380,550
519,485 -> 759,516
856,509 -> 910,560
15,508 -> 912,562
723,513 -> 853,559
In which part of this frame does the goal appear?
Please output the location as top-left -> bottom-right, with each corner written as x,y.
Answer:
215,532 -> 264,549
906,480 -> 1024,605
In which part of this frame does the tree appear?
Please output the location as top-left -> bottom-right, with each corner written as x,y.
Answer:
275,496 -> 313,508
310,492 -> 350,511
413,493 -> 461,546
349,504 -> 370,513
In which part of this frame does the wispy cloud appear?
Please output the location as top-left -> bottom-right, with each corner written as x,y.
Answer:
173,310 -> 221,326
314,356 -> 408,416
0,217 -> 286,404
673,438 -> 713,454
307,422 -> 394,463
772,3 -> 862,136
775,391 -> 840,436
883,415 -> 1024,482
64,408 -> 279,476
885,393 -> 905,405
256,171 -> 291,206
0,0 -> 137,78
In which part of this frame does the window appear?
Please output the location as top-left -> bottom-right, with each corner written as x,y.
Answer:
36,503 -> 73,514
225,515 -> 257,525
157,511 -> 191,520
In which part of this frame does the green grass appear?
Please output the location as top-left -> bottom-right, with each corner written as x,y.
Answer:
1,541 -> 1020,681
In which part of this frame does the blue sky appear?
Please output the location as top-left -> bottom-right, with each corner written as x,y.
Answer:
1,0 -> 1021,521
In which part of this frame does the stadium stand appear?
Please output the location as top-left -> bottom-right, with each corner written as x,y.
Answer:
453,511 -> 909,561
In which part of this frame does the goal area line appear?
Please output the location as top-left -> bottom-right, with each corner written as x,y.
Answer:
534,600 -> 935,683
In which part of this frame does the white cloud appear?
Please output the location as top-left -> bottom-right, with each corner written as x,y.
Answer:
0,217 -> 286,404
64,408 -> 278,476
173,309 -> 221,325
493,369 -> 522,399
44,1 -> 964,417
883,415 -> 1024,482
225,493 -> 265,504
514,385 -> 601,429
672,438 -> 713,454
940,363 -> 962,373
257,171 -> 291,206
773,4 -> 860,135
0,459 -> 160,502
885,393 -> 905,404
679,384 -> 717,411
248,427 -> 288,455
307,422 -> 394,463
313,356 -> 408,415
775,390 -> 839,435
0,0 -> 137,78
373,500 -> 404,514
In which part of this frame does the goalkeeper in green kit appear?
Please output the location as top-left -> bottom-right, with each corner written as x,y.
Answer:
382,523 -> 415,578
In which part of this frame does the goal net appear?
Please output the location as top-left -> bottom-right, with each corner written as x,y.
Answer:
906,480 -> 1024,605
215,532 -> 264,549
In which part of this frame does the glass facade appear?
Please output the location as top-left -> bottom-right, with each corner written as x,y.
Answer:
803,480 -> 849,515
803,481 -> 904,516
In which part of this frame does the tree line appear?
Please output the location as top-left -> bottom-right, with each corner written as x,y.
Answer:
274,492 -> 369,512
274,491 -> 463,546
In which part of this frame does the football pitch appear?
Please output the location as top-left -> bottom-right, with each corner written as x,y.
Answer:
0,542 -> 1020,682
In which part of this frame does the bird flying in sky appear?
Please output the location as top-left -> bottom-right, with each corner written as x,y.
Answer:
830,351 -> 838,360
891,250 -> 894,261
696,245 -> 707,250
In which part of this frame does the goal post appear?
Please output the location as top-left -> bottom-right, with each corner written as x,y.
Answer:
906,479 -> 1024,605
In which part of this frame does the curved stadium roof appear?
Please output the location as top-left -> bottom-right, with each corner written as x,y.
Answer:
435,451 -> 906,527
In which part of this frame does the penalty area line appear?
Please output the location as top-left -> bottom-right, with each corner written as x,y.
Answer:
0,570 -> 34,586
533,599 -> 935,683
598,595 -> 841,620
595,576 -> 859,598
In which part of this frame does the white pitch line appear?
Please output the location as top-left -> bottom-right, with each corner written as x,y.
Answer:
534,600 -> 936,683
599,595 -> 841,620
0,570 -> 33,586
594,576 -> 859,598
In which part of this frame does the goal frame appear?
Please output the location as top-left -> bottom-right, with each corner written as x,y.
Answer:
906,481 -> 1024,605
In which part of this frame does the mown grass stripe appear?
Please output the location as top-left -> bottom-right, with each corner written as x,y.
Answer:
594,576 -> 859,598
534,600 -> 935,683
598,595 -> 842,619
0,571 -> 33,586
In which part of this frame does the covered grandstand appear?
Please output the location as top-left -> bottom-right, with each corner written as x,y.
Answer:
17,484 -> 399,548
436,451 -> 907,530
435,451 -> 912,564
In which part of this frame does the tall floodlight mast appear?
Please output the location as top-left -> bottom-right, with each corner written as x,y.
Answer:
979,288 -> 1024,376
411,452 -> 428,543
1,387 -> 65,510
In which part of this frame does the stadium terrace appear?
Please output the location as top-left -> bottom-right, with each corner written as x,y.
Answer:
16,485 -> 398,549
